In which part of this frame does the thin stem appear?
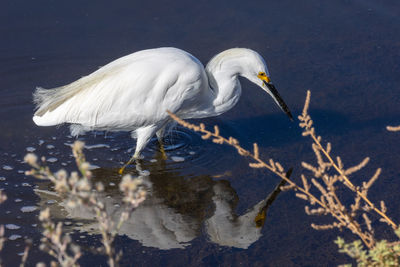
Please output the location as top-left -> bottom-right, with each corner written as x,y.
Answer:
310,134 -> 397,229
167,111 -> 375,248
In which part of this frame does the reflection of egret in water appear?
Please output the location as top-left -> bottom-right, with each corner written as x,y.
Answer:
35,159 -> 289,250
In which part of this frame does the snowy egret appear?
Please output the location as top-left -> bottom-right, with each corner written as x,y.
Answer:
33,47 -> 292,170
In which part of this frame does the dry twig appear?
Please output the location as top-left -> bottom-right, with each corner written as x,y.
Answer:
298,91 -> 397,231
168,90 -> 398,250
387,125 -> 400,132
25,141 -> 146,267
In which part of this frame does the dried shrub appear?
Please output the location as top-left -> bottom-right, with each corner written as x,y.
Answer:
169,90 -> 400,265
25,141 -> 146,267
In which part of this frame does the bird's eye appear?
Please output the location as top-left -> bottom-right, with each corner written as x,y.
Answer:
257,72 -> 271,83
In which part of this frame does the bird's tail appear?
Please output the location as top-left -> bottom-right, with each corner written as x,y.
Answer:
32,75 -> 90,126
33,82 -> 86,126
33,85 -> 68,117
32,85 -> 68,126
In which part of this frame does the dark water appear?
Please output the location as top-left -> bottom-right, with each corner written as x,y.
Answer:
1,0 -> 400,266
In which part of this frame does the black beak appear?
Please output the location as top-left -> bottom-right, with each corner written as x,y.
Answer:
263,80 -> 293,121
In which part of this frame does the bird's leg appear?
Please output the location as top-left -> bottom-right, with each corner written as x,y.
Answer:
118,151 -> 140,175
156,127 -> 167,160
119,125 -> 158,174
158,142 -> 167,160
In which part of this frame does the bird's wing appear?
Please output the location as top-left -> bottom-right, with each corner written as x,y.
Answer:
33,48 -> 208,130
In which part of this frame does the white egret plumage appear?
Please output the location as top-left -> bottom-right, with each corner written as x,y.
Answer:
33,47 -> 292,169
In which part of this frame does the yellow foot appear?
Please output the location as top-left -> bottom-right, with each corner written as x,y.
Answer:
118,156 -> 137,175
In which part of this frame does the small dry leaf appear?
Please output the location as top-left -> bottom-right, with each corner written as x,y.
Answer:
295,193 -> 309,201
201,132 -> 212,139
212,138 -> 224,144
280,184 -> 296,191
253,143 -> 259,159
249,162 -> 264,168
275,162 -> 284,172
214,125 -> 219,136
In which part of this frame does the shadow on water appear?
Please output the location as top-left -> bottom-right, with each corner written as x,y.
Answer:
215,109 -> 400,149
35,156 -> 290,251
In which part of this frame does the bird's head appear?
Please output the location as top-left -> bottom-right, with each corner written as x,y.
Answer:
241,50 -> 293,121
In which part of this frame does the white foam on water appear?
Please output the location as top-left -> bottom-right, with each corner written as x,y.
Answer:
8,234 -> 22,241
85,144 -> 110,149
5,224 -> 21,230
15,199 -> 22,203
46,145 -> 55,149
171,156 -> 185,162
26,147 -> 36,152
20,206 -> 37,213
21,183 -> 31,187
0,177 -> 6,181
89,164 -> 100,170
2,166 -> 14,171
47,158 -> 58,163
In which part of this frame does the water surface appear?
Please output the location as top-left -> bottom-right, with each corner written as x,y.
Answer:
1,0 -> 400,266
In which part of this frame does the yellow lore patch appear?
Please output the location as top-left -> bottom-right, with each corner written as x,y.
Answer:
257,72 -> 270,83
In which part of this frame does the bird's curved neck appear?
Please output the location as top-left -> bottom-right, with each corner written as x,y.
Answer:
205,53 -> 245,116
